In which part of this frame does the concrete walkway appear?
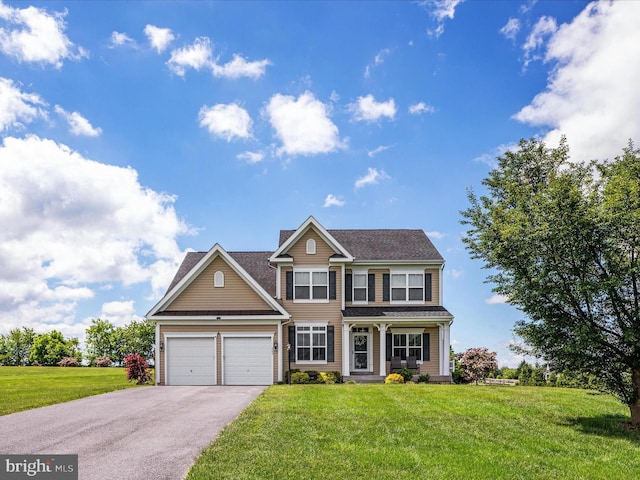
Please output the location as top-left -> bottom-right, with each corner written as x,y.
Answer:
0,386 -> 266,480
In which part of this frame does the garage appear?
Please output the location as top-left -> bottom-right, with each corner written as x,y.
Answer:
166,336 -> 216,385
223,336 -> 273,385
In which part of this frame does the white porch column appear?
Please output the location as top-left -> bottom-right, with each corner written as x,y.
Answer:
342,323 -> 350,376
154,321 -> 160,385
277,321 -> 283,382
376,323 -> 389,377
443,322 -> 451,375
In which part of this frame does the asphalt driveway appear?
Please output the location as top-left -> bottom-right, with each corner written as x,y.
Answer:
0,385 -> 266,480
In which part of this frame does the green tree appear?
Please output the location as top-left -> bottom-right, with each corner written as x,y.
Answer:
85,319 -> 120,365
0,327 -> 36,366
118,319 -> 155,363
30,330 -> 81,366
461,137 -> 640,426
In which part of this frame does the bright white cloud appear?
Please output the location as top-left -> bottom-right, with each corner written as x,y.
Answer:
500,17 -> 520,41
355,167 -> 390,188
420,0 -> 465,37
212,54 -> 270,79
323,194 -> 344,208
0,77 -> 46,131
0,135 -> 191,330
426,231 -> 445,240
486,294 -> 509,305
144,24 -> 174,53
266,91 -> 344,156
368,145 -> 391,158
408,102 -> 435,115
199,103 -> 252,141
515,1 -> 640,164
237,151 -> 264,164
100,300 -> 141,327
350,94 -> 397,122
523,15 -> 557,67
109,31 -> 134,48
54,105 -> 101,137
0,2 -> 87,68
167,37 -> 212,76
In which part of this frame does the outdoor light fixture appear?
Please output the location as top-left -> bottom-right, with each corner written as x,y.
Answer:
159,342 -> 164,351
273,342 -> 278,351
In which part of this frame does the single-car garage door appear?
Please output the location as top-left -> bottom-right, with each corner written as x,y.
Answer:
223,336 -> 273,385
166,336 -> 216,385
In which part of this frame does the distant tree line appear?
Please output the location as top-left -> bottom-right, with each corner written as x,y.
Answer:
0,319 -> 155,367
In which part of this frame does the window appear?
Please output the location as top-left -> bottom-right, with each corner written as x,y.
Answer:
296,325 -> 326,362
393,333 -> 422,360
353,273 -> 367,302
214,271 -> 224,287
306,238 -> 316,254
391,273 -> 423,302
294,269 -> 328,301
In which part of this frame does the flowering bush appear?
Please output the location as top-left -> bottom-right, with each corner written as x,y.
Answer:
385,373 -> 404,384
96,356 -> 113,367
57,357 -> 79,367
124,353 -> 151,384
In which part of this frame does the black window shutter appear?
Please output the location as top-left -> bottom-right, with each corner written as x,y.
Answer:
329,270 -> 337,300
383,273 -> 390,302
423,333 -> 430,361
345,274 -> 352,302
286,271 -> 293,300
368,273 -> 375,302
425,273 -> 432,302
386,332 -> 392,361
327,326 -> 334,362
288,325 -> 296,361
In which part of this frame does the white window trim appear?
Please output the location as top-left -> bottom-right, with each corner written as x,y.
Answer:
351,269 -> 369,305
293,266 -> 330,303
306,238 -> 316,255
390,268 -> 425,305
214,271 -> 224,288
295,322 -> 328,365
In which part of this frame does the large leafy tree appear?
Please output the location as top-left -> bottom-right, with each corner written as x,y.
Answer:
85,318 -> 120,365
30,330 -> 82,366
118,319 -> 155,363
0,327 -> 36,366
461,137 -> 640,426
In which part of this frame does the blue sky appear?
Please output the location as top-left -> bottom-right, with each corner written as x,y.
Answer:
1,0 -> 639,367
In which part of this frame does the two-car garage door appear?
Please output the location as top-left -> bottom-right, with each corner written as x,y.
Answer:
165,335 -> 273,386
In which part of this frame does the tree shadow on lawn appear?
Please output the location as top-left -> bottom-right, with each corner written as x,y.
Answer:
563,414 -> 640,445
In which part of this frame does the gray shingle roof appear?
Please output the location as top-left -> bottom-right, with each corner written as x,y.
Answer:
279,229 -> 443,261
343,306 -> 453,318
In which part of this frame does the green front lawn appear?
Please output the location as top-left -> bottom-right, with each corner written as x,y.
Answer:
0,366 -> 147,415
187,384 -> 640,480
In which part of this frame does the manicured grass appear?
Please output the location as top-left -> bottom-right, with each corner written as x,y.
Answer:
187,384 -> 640,480
0,366 -> 148,415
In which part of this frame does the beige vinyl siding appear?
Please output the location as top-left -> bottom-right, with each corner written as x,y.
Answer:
283,319 -> 343,373
345,267 -> 441,306
166,256 -> 269,312
288,229 -> 337,265
158,324 -> 278,385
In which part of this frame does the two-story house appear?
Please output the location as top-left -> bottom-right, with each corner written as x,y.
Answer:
146,216 -> 453,385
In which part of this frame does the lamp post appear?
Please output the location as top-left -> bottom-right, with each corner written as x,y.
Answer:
287,343 -> 291,384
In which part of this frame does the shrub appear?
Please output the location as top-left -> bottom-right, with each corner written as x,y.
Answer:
305,370 -> 320,383
291,372 -> 310,384
331,371 -> 342,384
417,374 -> 430,383
285,369 -> 300,384
124,353 -> 151,384
96,356 -> 113,367
57,357 -> 79,367
396,368 -> 414,382
385,373 -> 404,384
319,372 -> 337,384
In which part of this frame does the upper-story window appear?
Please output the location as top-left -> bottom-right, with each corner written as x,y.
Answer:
214,271 -> 225,288
306,238 -> 316,254
391,273 -> 424,302
353,273 -> 368,302
295,268 -> 328,301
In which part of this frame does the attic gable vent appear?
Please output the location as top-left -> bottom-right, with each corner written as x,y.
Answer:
306,238 -> 316,255
214,271 -> 224,287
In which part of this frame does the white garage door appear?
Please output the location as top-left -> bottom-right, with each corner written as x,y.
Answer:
166,337 -> 216,386
223,336 -> 273,385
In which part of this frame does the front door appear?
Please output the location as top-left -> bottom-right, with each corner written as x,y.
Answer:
351,328 -> 370,372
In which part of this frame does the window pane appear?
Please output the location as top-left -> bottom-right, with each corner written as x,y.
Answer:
298,347 -> 310,361
409,348 -> 422,361
408,334 -> 422,347
393,348 -> 407,360
297,332 -> 310,347
353,274 -> 367,287
409,274 -> 423,287
312,332 -> 326,347
295,272 -> 309,284
312,347 -> 326,361
295,286 -> 310,299
312,271 -> 327,284
312,286 -> 327,299
393,334 -> 407,347
391,274 -> 406,287
392,288 -> 406,301
409,288 -> 423,301
353,288 -> 367,301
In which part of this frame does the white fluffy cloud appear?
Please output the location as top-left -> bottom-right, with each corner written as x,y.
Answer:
212,54 -> 270,79
0,135 -> 190,329
0,77 -> 46,131
0,1 -> 87,68
266,91 -> 344,156
355,167 -> 390,188
350,95 -> 397,122
500,17 -> 520,41
486,294 -> 509,305
100,300 -> 141,327
199,103 -> 252,141
515,1 -> 640,163
109,31 -> 134,48
522,16 -> 557,67
420,0 -> 465,37
54,105 -> 101,137
144,24 -> 174,53
237,151 -> 264,164
408,102 -> 435,115
167,37 -> 212,76
323,194 -> 344,208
